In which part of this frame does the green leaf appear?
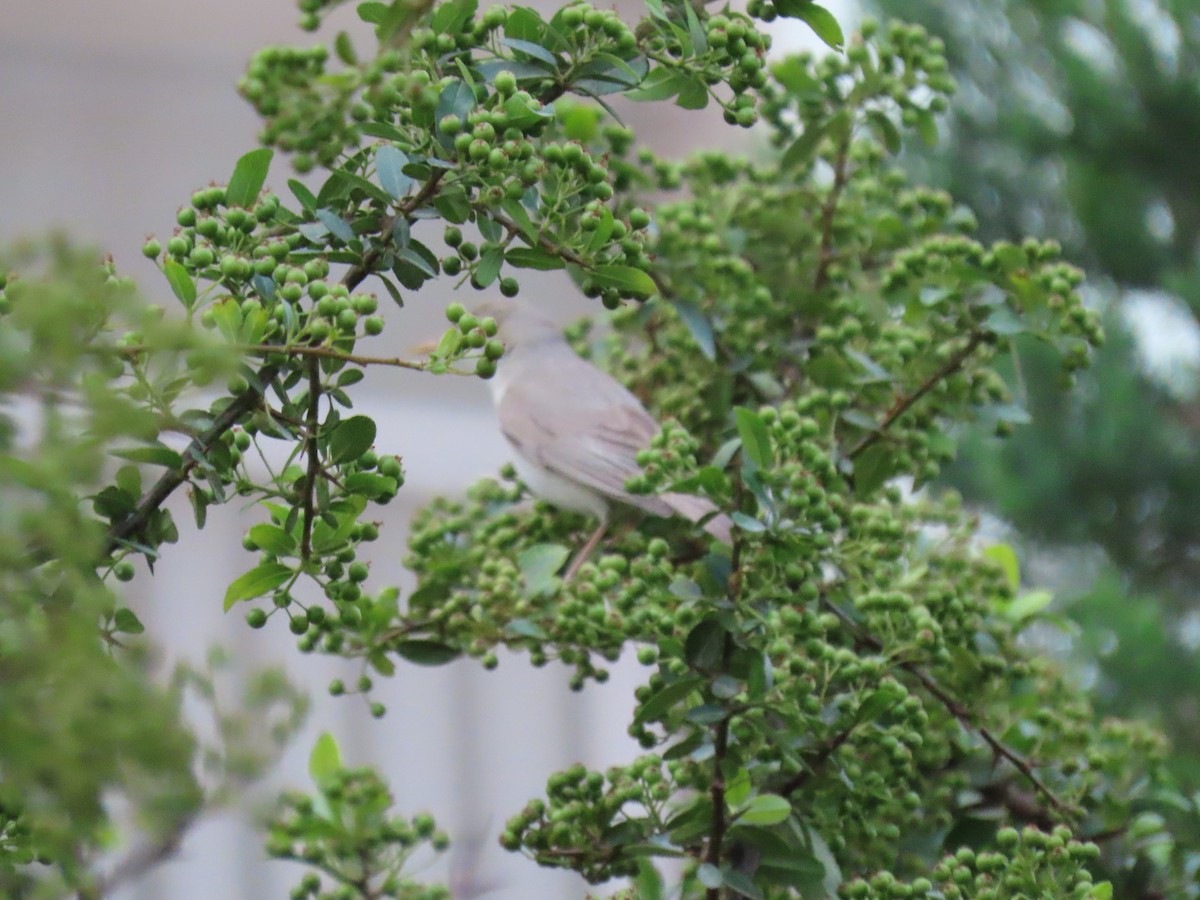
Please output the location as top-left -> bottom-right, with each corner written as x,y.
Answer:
247,523 -> 297,556
1005,589 -> 1054,623
334,30 -> 357,65
633,860 -> 664,900
1090,884 -> 1113,900
501,37 -> 560,69
162,260 -> 196,307
375,145 -> 413,200
852,443 -> 893,498
223,562 -> 292,611
394,640 -> 462,666
775,0 -> 844,49
506,247 -> 565,270
697,864 -> 723,889
309,732 -> 342,786
739,794 -> 792,825
733,407 -> 773,469
226,148 -> 273,208
519,543 -> 569,596
343,472 -> 397,499
590,265 -> 657,298
721,867 -> 765,899
113,608 -> 145,635
915,109 -> 939,147
436,78 -> 477,129
673,301 -> 715,360
111,445 -> 184,470
684,618 -> 726,670
431,0 -> 477,34
866,109 -> 901,154
725,769 -> 752,808
475,246 -> 504,287
288,179 -> 318,211
357,2 -> 388,23
983,543 -> 1020,592
315,209 -> 356,244
329,415 -> 377,464
634,676 -> 704,725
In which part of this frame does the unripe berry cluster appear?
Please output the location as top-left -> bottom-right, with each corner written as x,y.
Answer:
267,767 -> 450,900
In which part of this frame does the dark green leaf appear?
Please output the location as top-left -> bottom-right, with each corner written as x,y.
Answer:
500,37 -> 560,68
162,260 -> 196,306
394,640 -> 462,666
781,120 -> 828,170
223,562 -> 292,611
775,0 -> 844,49
315,209 -> 356,244
591,265 -> 657,298
634,676 -> 704,724
111,445 -> 184,470
436,78 -> 477,130
375,145 -> 413,200
329,415 -> 377,464
733,406 -> 773,469
852,444 -> 893,497
475,247 -> 504,287
226,148 -> 273,208
673,301 -> 715,360
334,30 -> 357,65
684,618 -> 726,670
506,247 -> 565,270
288,178 -> 318,211
721,867 -> 765,900
866,109 -> 901,154
343,472 -> 398,499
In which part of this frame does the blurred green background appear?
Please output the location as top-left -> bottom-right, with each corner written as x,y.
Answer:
866,0 -> 1200,782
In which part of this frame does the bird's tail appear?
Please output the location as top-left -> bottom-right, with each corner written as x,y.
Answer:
660,492 -> 733,544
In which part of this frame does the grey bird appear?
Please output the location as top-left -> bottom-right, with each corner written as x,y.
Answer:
476,299 -> 731,576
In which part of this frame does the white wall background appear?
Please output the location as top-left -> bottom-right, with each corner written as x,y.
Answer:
0,1 -> 847,896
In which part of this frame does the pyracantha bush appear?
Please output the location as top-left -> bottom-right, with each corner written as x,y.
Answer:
0,0 -> 1190,898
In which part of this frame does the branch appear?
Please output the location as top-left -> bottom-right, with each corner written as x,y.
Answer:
812,135 -> 852,293
705,715 -> 730,900
846,330 -> 987,461
300,358 -> 321,560
102,167 -> 452,557
80,815 -> 194,899
778,715 -> 868,799
819,597 -> 1080,820
104,370 -> 275,556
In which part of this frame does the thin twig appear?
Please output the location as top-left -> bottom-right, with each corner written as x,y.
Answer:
820,597 -> 1079,819
705,715 -> 730,900
80,816 -> 194,899
846,331 -> 987,461
300,359 -> 321,560
812,136 -> 852,293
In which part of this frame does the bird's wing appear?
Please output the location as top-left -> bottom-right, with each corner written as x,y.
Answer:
496,356 -> 662,505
